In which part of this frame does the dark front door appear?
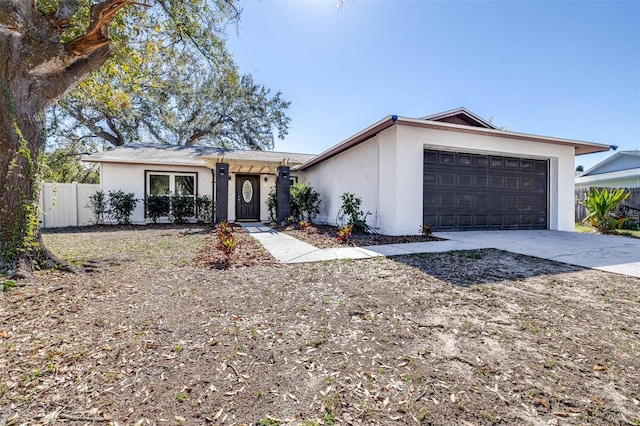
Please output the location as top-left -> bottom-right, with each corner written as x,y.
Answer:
236,175 -> 260,221
423,149 -> 548,231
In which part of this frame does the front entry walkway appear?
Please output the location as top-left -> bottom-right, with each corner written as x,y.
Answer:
240,223 -> 640,278
240,223 -> 488,264
239,223 -> 382,263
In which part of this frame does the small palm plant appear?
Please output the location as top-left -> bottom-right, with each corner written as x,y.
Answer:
580,187 -> 630,234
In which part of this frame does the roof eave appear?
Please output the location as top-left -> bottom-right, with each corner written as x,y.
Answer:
297,116 -> 396,170
298,116 -> 610,170
399,117 -> 610,155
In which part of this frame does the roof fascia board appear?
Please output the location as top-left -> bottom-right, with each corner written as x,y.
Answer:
399,117 -> 610,155
298,116 -> 610,170
296,116 -> 396,170
82,157 -> 206,167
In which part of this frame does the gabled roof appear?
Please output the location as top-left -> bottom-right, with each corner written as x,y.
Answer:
297,111 -> 611,170
421,107 -> 498,129
83,143 -> 316,167
578,150 -> 640,177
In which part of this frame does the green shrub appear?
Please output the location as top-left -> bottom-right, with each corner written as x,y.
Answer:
145,194 -> 169,223
170,195 -> 195,224
108,190 -> 138,225
195,195 -> 213,223
580,187 -> 630,234
87,190 -> 108,225
291,183 -> 321,222
339,192 -> 371,234
266,183 -> 321,223
267,187 -> 277,222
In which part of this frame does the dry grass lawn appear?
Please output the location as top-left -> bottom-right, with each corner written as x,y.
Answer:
1,225 -> 639,425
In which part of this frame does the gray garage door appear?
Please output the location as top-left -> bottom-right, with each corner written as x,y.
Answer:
423,149 -> 548,231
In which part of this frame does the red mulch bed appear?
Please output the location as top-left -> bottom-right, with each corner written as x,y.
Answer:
194,225 -> 276,269
274,223 -> 442,249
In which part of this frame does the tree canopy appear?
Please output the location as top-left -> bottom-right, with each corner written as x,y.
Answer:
1,0 -> 290,273
46,0 -> 290,150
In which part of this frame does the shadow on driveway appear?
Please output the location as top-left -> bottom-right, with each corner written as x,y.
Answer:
392,248 -> 585,287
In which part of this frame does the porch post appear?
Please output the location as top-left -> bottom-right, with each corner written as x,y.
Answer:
215,163 -> 229,223
276,166 -> 291,224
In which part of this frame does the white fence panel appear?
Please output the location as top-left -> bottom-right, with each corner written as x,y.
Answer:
39,182 -> 100,228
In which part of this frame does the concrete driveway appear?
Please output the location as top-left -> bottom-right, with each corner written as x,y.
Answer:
433,230 -> 640,278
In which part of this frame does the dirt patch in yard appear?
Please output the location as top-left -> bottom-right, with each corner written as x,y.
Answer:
1,226 -> 639,425
275,224 -> 442,249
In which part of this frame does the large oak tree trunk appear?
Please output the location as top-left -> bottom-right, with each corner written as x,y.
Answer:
0,0 -> 131,275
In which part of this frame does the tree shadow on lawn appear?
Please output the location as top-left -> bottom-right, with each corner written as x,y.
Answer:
41,223 -> 212,235
392,248 -> 586,287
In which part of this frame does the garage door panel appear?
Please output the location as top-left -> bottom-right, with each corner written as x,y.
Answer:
439,215 -> 455,228
458,194 -> 473,207
440,173 -> 456,186
423,149 -> 548,231
424,173 -> 437,186
474,215 -> 489,227
490,176 -> 505,188
458,174 -> 473,186
506,177 -> 519,189
424,151 -> 437,164
440,152 -> 456,165
520,159 -> 534,171
490,157 -> 505,169
520,177 -> 533,189
505,158 -> 520,170
475,175 -> 489,188
440,193 -> 455,206
458,154 -> 473,166
457,215 -> 473,227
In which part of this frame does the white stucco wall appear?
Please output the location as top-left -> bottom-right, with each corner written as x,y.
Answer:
391,125 -> 576,234
304,136 -> 380,228
304,124 -> 578,235
100,163 -> 214,224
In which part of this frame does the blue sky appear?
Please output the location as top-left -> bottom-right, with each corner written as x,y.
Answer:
227,0 -> 640,170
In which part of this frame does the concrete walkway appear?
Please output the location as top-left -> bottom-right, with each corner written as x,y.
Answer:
240,223 -> 640,278
240,223 -> 381,263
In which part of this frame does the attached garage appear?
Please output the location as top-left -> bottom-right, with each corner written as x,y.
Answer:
423,149 -> 548,231
297,107 -> 610,235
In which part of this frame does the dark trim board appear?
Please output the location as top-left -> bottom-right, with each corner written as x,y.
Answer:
423,149 -> 549,231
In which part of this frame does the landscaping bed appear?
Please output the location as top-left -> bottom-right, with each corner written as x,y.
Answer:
0,226 -> 638,425
275,224 -> 443,249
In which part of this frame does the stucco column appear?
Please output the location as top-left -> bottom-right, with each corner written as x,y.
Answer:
276,166 -> 291,224
215,163 -> 229,223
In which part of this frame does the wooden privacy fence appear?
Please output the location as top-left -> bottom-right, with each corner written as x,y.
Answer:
575,187 -> 640,223
39,182 -> 100,228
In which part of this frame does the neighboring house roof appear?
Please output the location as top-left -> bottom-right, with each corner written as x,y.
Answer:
577,150 -> 640,177
83,143 -> 316,168
575,168 -> 640,186
297,111 -> 611,170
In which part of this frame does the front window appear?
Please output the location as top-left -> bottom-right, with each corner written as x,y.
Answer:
145,172 -> 197,218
